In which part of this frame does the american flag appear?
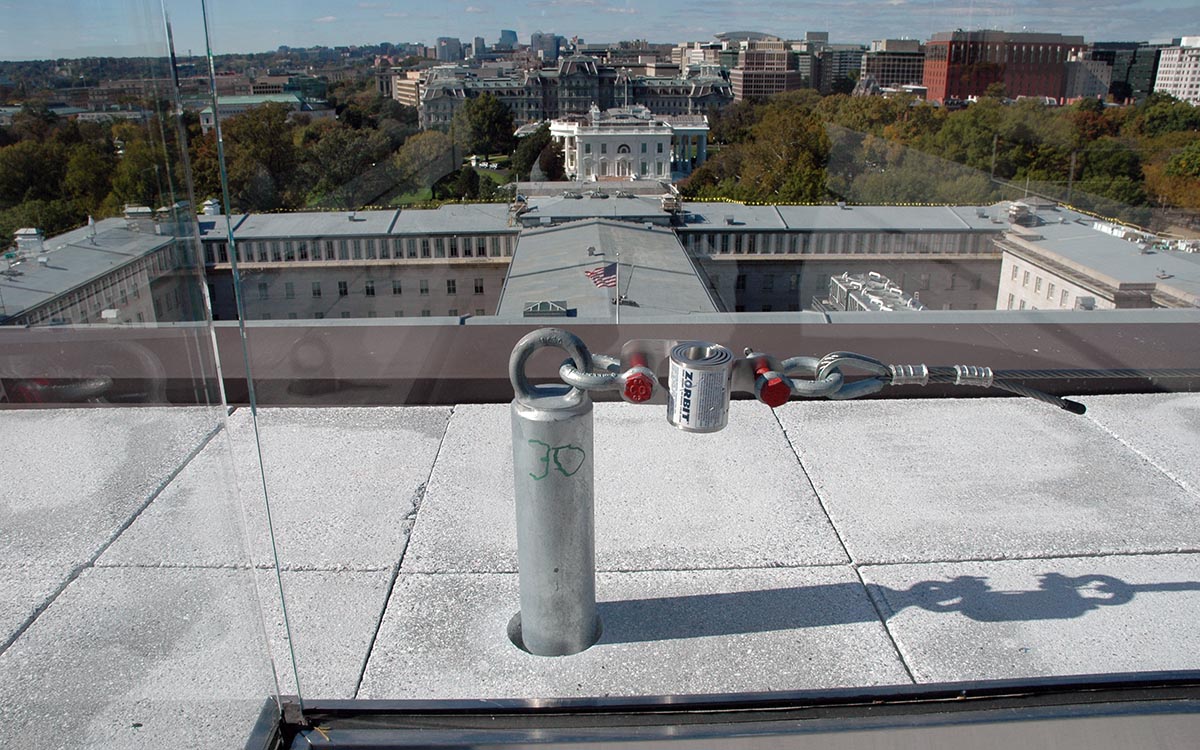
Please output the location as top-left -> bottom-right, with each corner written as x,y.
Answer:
584,263 -> 617,288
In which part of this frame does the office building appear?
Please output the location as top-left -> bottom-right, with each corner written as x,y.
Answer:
419,56 -> 731,129
998,213 -> 1200,310
861,40 -> 926,89
198,93 -> 335,134
818,44 -> 868,94
530,31 -> 560,62
730,39 -> 804,101
436,37 -> 464,62
1064,51 -> 1113,101
1092,42 -> 1163,103
1154,37 -> 1200,105
922,30 -> 1087,104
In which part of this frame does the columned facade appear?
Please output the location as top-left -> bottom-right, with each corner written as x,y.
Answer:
550,104 -> 708,182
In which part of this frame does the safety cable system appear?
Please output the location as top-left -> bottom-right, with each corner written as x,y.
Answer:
508,328 -> 1199,657
556,338 -> 1200,418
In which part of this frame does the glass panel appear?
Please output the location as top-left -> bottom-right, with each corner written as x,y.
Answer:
0,1 -> 287,746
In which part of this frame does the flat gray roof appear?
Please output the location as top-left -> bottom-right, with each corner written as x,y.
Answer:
1,219 -> 174,318
223,210 -> 399,239
777,204 -> 1000,232
680,203 -> 787,229
1011,217 -> 1200,303
521,194 -> 667,224
497,218 -> 717,319
680,203 -> 1002,232
390,203 -> 514,235
201,204 -> 517,239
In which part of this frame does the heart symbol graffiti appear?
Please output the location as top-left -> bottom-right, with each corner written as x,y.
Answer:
552,445 -> 586,477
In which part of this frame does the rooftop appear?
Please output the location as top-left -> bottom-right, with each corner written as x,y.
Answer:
0,218 -> 174,318
2,392 -> 1198,746
1003,218 -> 1200,305
497,218 -> 717,318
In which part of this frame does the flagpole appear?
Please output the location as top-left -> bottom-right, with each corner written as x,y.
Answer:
615,252 -> 620,326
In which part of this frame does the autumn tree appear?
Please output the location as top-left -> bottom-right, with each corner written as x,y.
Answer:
393,129 -> 456,195
220,102 -> 299,211
452,93 -> 515,156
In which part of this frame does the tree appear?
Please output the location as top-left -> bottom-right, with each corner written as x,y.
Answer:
0,140 -> 66,207
1165,140 -> 1200,179
537,138 -> 565,181
0,199 -> 81,247
510,123 -> 553,179
220,102 -> 299,211
450,166 -> 481,199
110,139 -> 163,208
63,144 -> 114,214
393,129 -> 456,194
452,93 -> 515,156
301,126 -> 392,208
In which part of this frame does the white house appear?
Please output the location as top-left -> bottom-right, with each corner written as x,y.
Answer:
549,104 -> 709,181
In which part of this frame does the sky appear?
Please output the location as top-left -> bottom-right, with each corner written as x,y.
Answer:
0,0 -> 1197,60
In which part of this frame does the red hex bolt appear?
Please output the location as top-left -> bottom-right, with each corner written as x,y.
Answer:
622,352 -> 656,403
624,372 -> 655,403
754,359 -> 791,408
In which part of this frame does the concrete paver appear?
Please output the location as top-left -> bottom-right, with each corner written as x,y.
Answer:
0,567 -> 276,750
100,407 -> 450,570
0,407 -> 220,570
357,566 -> 911,699
861,554 -> 1200,683
5,395 -> 1200,748
263,569 -> 394,698
1081,392 -> 1200,497
403,402 -> 848,573
777,398 -> 1200,564
0,565 -> 68,646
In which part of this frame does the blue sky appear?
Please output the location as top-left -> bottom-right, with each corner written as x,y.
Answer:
1,0 -> 1196,60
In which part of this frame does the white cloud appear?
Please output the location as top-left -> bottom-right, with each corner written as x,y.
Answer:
384,11 -> 408,17
314,15 -> 338,23
605,6 -> 635,13
465,5 -> 486,12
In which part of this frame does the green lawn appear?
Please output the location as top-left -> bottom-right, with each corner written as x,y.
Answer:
389,187 -> 433,206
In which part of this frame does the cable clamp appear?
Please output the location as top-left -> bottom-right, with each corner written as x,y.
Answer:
954,365 -> 994,388
889,364 -> 929,387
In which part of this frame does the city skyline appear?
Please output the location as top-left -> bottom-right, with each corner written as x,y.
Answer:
0,0 -> 1197,61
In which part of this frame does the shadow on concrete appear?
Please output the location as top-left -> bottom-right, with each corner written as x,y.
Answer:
597,574 -> 1200,645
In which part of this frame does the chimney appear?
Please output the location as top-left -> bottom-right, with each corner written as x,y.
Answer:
123,205 -> 155,234
14,228 -> 44,256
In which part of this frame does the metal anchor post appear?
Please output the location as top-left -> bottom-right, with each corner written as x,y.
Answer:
508,328 -> 601,656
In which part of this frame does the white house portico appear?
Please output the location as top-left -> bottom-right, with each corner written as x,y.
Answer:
549,104 -> 709,182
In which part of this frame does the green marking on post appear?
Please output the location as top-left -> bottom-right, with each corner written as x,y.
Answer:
528,439 -> 586,480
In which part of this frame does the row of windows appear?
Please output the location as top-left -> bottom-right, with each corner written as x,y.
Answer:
1011,262 -> 1073,307
583,142 -> 665,155
257,278 -> 487,300
685,231 -> 991,256
204,235 -> 516,265
261,309 -> 487,319
25,245 -> 182,324
734,273 -> 802,292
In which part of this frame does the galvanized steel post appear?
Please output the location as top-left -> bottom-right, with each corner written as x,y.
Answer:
509,328 -> 601,656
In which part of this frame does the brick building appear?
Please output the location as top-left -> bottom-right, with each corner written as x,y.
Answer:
922,30 -> 1086,104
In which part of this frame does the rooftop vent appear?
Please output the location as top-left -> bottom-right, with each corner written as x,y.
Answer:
523,300 -> 573,317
